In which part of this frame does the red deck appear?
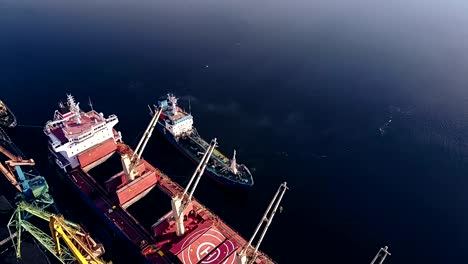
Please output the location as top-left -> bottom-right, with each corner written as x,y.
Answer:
68,141 -> 275,264
68,168 -> 153,250
116,169 -> 158,208
78,138 -> 117,168
50,110 -> 109,144
174,223 -> 239,264
142,158 -> 275,264
61,111 -> 106,138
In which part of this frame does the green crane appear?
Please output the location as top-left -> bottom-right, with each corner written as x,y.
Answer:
8,201 -> 107,264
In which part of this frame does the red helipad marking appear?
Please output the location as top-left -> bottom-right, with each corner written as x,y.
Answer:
177,227 -> 227,264
203,239 -> 238,264
170,221 -> 213,255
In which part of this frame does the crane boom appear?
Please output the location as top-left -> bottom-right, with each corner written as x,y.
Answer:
0,145 -> 34,192
172,138 -> 217,236
50,215 -> 106,264
238,182 -> 288,264
121,107 -> 163,181
370,246 -> 391,264
5,159 -> 35,167
8,201 -> 107,264
0,145 -> 18,160
133,106 -> 163,162
0,161 -> 21,191
184,138 -> 217,200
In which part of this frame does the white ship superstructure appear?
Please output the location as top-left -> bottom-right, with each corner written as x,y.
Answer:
44,94 -> 121,171
160,94 -> 194,138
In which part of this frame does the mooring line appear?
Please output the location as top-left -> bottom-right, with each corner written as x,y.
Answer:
16,124 -> 43,128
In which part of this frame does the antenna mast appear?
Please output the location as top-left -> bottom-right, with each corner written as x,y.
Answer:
88,96 -> 94,111
189,96 -> 192,114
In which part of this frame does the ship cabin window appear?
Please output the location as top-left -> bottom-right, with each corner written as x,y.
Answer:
158,100 -> 168,108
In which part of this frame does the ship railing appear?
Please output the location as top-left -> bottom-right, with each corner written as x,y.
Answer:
67,125 -> 111,143
106,115 -> 118,123
69,133 -> 93,143
49,140 -> 61,148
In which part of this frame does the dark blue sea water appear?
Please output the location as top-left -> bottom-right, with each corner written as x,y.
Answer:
2,1 -> 468,263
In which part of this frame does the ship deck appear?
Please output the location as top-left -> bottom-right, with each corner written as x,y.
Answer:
141,160 -> 275,264
61,143 -> 272,263
182,134 -> 254,184
51,110 -> 107,143
68,168 -> 154,250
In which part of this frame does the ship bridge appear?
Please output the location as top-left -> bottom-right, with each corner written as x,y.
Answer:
167,114 -> 192,125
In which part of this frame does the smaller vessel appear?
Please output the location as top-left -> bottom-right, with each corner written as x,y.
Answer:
151,93 -> 254,189
0,99 -> 17,128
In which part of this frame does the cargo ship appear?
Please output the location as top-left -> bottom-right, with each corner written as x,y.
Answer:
150,94 -> 254,189
0,99 -> 17,128
44,94 -> 287,264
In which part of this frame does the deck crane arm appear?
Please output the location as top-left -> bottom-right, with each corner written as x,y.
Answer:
0,145 -> 18,160
370,246 -> 391,264
133,106 -> 163,162
121,107 -> 163,181
172,138 -> 217,236
0,145 -> 35,192
0,144 -> 53,208
0,162 -> 21,192
238,182 -> 289,264
8,201 -> 107,264
50,215 -> 106,264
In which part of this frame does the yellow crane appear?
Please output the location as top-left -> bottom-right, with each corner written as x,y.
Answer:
8,201 -> 109,264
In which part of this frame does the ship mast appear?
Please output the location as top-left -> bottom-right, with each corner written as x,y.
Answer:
168,94 -> 178,116
88,96 -> 94,111
171,138 -> 217,236
188,96 -> 192,114
230,149 -> 238,175
238,182 -> 288,264
370,246 -> 391,264
66,94 -> 81,124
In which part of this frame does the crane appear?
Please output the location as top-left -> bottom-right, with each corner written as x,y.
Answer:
237,182 -> 289,264
171,138 -> 217,236
370,246 -> 391,264
8,201 -> 108,264
0,145 -> 54,209
120,106 -> 163,182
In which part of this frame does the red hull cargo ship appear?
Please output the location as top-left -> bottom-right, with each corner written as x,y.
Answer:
44,94 -> 288,264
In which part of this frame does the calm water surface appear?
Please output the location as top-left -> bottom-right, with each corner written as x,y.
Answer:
2,1 -> 468,263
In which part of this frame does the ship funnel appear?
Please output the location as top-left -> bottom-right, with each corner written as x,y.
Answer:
238,182 -> 288,264
370,246 -> 391,264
